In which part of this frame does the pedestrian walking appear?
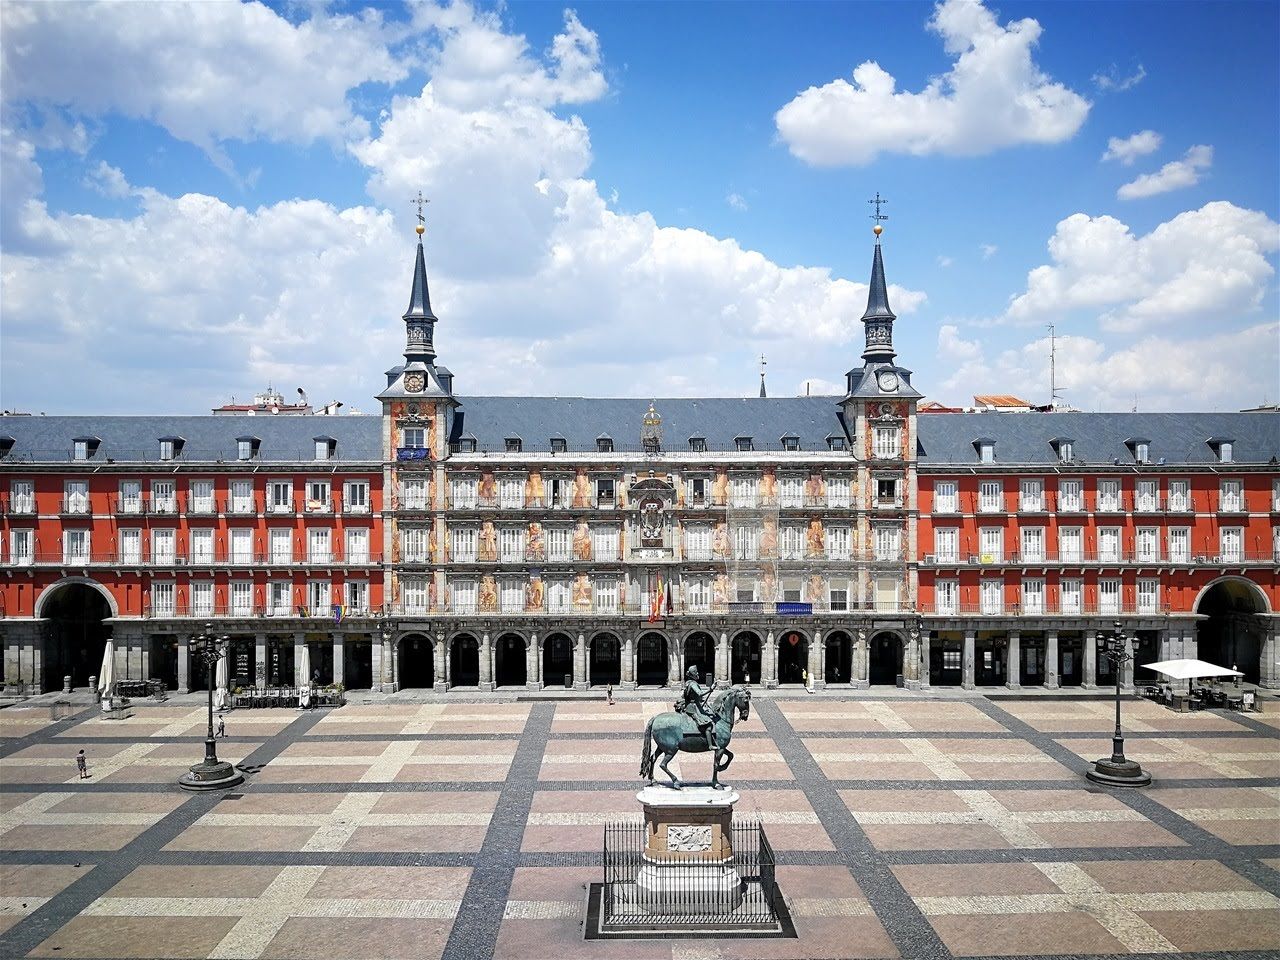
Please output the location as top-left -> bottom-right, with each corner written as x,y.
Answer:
215,715 -> 226,738
606,684 -> 614,706
75,749 -> 89,779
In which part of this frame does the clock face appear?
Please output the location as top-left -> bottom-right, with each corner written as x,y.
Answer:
877,370 -> 899,392
404,372 -> 425,393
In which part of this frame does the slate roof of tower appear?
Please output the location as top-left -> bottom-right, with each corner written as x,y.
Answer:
860,241 -> 895,321
403,239 -> 437,321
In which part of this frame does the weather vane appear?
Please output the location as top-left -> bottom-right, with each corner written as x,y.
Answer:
411,190 -> 429,236
868,192 -> 888,223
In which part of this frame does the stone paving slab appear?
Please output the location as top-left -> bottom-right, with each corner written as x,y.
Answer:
0,708 -> 64,741
63,709 -> 296,740
1,791 -> 186,851
1146,786 -> 1280,846
0,864 -> 92,935
782,701 -> 1006,734
1,741 -> 260,785
996,699 -> 1252,734
805,736 -> 1074,782
1054,736 -> 1280,779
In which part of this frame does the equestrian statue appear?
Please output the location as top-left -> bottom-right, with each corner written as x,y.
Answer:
639,668 -> 751,789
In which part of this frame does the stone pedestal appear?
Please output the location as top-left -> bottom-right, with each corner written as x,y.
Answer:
634,786 -> 742,914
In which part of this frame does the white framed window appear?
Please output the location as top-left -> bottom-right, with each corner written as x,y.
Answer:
978,480 -> 1002,513
498,478 -> 523,508
1273,478 -> 1280,512
450,579 -> 476,613
151,581 -> 175,616
935,579 -> 959,615
1134,442 -> 1150,464
151,480 -> 176,514
268,581 -> 291,616
307,528 -> 331,564
269,528 -> 293,565
118,480 -> 142,514
1167,479 -> 1191,512
1060,578 -> 1083,614
1135,480 -> 1159,512
73,441 -> 89,461
402,527 -> 430,562
1058,479 -> 1083,512
1057,440 -> 1074,463
159,439 -> 176,461
305,480 -> 331,512
1274,527 -> 1280,562
1059,527 -> 1083,562
402,427 -> 425,449
829,585 -> 849,612
596,477 -> 616,507
268,480 -> 293,514
344,580 -> 368,615
873,578 -> 899,612
594,577 -> 620,613
1135,527 -> 1159,562
729,476 -> 758,508
1220,527 -> 1243,562
451,527 -> 477,562
592,526 -> 619,561
1098,578 -> 1122,614
500,578 -> 524,613
779,476 -> 803,507
345,528 -> 369,564
545,526 -> 571,562
9,480 -> 34,514
1019,479 -> 1044,512
499,526 -> 524,562
875,476 -> 900,506
10,529 -> 33,566
344,481 -> 370,513
189,480 -> 215,514
1219,479 -> 1244,512
402,578 -> 429,615
979,527 -> 1002,563
1021,578 -> 1045,614
978,441 -> 995,463
151,529 -> 174,564
402,478 -> 429,510
547,579 -> 571,614
873,525 -> 901,561
979,579 -> 1002,614
448,477 -> 475,508
686,577 -> 710,613
684,524 -> 711,561
933,480 -> 958,514
1098,527 -> 1121,562
64,480 -> 89,514
780,524 -> 804,561
314,440 -> 332,461
190,528 -> 214,564
826,476 -> 851,508
1097,479 -> 1121,512
1168,527 -> 1190,563
1217,441 -> 1233,463
1137,579 -> 1159,614
237,439 -> 254,461
230,528 -> 254,565
1020,526 -> 1045,562
826,525 -> 851,561
192,582 -> 214,617
732,525 -> 758,561
231,581 -> 253,616
873,425 -> 899,459
230,480 -> 254,514
686,476 -> 708,506
933,526 -> 959,563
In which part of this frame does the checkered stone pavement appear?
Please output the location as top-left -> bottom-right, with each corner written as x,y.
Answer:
1,694 -> 1277,960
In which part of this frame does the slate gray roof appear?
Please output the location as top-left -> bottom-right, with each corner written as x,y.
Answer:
0,415 -> 382,463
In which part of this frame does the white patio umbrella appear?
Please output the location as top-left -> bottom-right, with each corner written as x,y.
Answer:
1142,659 -> 1243,681
97,641 -> 114,708
213,653 -> 229,711
297,645 -> 311,709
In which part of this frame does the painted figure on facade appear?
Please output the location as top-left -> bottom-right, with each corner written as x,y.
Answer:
428,579 -> 438,612
525,576 -> 544,612
527,522 -> 544,560
573,574 -> 592,609
428,527 -> 438,564
804,471 -> 824,502
424,402 -> 437,454
675,666 -> 716,748
712,574 -> 729,609
526,470 -> 544,507
573,521 -> 591,560
573,468 -> 591,508
479,521 -> 498,561
478,471 -> 497,504
806,573 -> 825,606
806,519 -> 825,557
712,521 -> 730,559
761,568 -> 777,603
760,467 -> 777,505
760,516 -> 778,559
478,575 -> 498,612
640,685 -> 752,789
712,470 -> 729,506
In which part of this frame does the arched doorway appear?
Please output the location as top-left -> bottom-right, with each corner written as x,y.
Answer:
543,633 -> 574,687
399,633 -> 434,688
777,631 -> 808,685
1196,578 -> 1267,683
39,581 -> 112,691
494,633 -> 527,687
869,632 -> 902,685
683,632 -> 714,683
731,632 -> 761,684
825,631 -> 852,685
589,634 -> 621,686
450,635 -> 480,687
636,633 -> 669,686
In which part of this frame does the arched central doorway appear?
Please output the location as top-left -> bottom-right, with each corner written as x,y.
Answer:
683,632 -> 714,683
1196,578 -> 1267,683
543,633 -> 573,688
450,635 -> 479,687
731,632 -> 761,684
589,634 -> 621,686
636,633 -> 669,686
400,633 -> 434,689
825,631 -> 852,685
777,631 -> 808,685
494,633 -> 527,687
869,632 -> 902,685
40,581 -> 111,691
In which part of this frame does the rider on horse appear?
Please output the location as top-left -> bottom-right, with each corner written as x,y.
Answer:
675,666 -> 716,749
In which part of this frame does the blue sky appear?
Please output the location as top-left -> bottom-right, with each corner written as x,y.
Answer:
2,0 -> 1277,414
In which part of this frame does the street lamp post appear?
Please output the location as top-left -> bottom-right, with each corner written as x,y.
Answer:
178,622 -> 245,792
1085,620 -> 1151,787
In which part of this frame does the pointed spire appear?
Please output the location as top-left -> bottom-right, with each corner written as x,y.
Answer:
403,237 -> 438,324
860,204 -> 896,362
758,354 -> 768,398
860,241 -> 895,323
401,195 -> 438,365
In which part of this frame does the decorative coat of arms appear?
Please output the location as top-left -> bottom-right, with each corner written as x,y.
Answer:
667,825 -> 712,852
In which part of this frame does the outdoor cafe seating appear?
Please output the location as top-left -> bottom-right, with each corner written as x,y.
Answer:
1142,659 -> 1259,713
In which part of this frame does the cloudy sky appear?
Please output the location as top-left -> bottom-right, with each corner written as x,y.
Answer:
2,0 -> 1277,415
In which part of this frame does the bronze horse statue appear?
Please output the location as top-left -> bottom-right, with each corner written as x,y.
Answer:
639,685 -> 751,789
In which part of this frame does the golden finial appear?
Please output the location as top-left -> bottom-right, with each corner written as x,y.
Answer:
643,400 -> 662,426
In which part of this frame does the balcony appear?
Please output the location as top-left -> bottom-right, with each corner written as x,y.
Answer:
146,496 -> 180,517
930,601 -> 1173,618
59,497 -> 92,517
182,495 -> 219,517
265,501 -> 295,516
303,498 -> 333,515
226,496 -> 261,517
921,549 -> 1277,567
342,500 -> 372,516
111,496 -> 146,517
2,496 -> 36,516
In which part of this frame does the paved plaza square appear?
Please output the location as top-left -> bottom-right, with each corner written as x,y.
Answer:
1,694 -> 1277,960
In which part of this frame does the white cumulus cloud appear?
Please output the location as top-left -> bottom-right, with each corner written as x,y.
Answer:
1102,129 -> 1162,165
1117,144 -> 1213,199
1093,63 -> 1146,93
774,0 -> 1089,166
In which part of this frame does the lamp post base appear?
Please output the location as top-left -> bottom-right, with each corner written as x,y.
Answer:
179,759 -> 244,792
1086,757 -> 1151,788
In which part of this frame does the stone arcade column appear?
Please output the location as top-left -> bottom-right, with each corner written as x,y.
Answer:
1045,631 -> 1060,689
1083,634 -> 1097,689
527,634 -> 541,690
434,634 -> 447,692
332,633 -> 344,687
622,634 -> 636,690
381,635 -> 398,693
255,633 -> 267,690
919,632 -> 932,689
716,632 -> 729,688
574,633 -> 588,690
853,632 -> 869,689
903,631 -> 920,689
294,633 -> 306,687
1260,624 -> 1280,690
371,640 -> 382,692
1006,632 -> 1021,690
177,634 -> 190,694
809,630 -> 823,689
961,631 -> 975,690
1181,627 -> 1199,662
763,631 -> 777,688
479,633 -> 494,691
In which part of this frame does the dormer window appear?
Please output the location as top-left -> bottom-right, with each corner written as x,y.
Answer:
550,437 -> 567,454
159,437 -> 184,461
314,437 -> 336,461
1051,437 -> 1074,463
0,436 -> 14,458
689,436 -> 706,453
973,438 -> 995,463
73,437 -> 99,461
1125,437 -> 1151,464
1208,438 -> 1234,463
505,437 -> 522,453
597,435 -> 614,453
735,436 -> 753,452
781,434 -> 800,452
237,437 -> 260,461
453,437 -> 477,454
827,434 -> 846,451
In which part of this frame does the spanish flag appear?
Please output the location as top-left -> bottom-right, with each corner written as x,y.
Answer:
649,577 -> 665,623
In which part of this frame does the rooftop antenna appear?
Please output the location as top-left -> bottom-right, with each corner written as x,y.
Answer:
1047,323 -> 1064,409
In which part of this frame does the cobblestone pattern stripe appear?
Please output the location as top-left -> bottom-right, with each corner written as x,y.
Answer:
0,709 -> 326,960
440,702 -> 554,960
0,705 -> 100,758
755,699 -> 951,960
